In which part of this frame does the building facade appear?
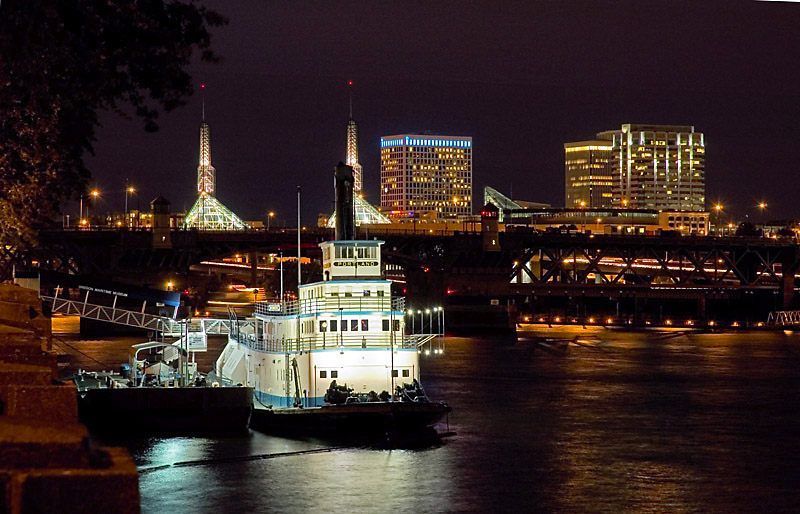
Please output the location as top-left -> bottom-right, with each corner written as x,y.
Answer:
596,124 -> 705,212
563,140 -> 614,209
380,134 -> 472,218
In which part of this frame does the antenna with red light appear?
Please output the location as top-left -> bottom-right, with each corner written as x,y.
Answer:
348,80 -> 353,118
201,83 -> 206,120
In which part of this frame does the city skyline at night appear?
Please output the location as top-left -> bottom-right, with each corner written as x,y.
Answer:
83,2 -> 800,224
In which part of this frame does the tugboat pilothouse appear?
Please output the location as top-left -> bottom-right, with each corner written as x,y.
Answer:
215,163 -> 449,437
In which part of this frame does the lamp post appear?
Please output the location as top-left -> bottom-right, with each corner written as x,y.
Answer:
579,200 -> 586,233
125,185 -> 136,228
713,204 -> 723,236
758,202 -> 767,236
88,190 -> 99,227
426,308 -> 432,336
268,211 -> 275,231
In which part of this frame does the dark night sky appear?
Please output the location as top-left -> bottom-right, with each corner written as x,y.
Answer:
86,1 -> 800,224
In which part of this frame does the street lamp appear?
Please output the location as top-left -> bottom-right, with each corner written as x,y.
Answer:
713,204 -> 723,235
579,201 -> 586,233
85,190 -> 99,228
426,308 -> 432,336
125,185 -> 136,228
758,202 -> 767,236
268,211 -> 275,230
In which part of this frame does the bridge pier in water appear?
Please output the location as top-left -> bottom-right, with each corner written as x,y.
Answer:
250,250 -> 258,286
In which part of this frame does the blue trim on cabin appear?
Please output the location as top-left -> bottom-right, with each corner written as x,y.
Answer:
254,390 -> 325,408
256,310 -> 405,321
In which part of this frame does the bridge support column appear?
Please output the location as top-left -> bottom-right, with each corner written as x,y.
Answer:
634,296 -> 644,325
782,255 -> 799,310
250,251 -> 258,286
697,295 -> 707,323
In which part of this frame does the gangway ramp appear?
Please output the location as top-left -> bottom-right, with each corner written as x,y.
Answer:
42,295 -> 253,335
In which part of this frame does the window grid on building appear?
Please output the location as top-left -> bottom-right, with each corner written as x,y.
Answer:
380,134 -> 473,218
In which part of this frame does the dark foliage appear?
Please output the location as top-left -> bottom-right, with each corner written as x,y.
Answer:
735,222 -> 761,237
0,0 -> 226,246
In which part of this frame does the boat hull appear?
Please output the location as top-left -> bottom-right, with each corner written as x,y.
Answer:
250,401 -> 451,440
78,386 -> 253,435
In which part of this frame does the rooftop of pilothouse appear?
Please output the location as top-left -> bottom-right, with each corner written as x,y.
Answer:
320,239 -> 384,282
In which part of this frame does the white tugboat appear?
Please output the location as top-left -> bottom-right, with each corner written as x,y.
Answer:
214,163 -> 450,440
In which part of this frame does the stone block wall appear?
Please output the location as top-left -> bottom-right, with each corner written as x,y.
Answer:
0,283 -> 140,513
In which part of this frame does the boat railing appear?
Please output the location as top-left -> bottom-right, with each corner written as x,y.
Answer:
232,331 -> 419,352
255,296 -> 405,316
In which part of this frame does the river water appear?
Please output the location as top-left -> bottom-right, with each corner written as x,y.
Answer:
56,317 -> 800,513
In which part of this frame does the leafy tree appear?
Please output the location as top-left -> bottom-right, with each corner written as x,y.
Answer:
735,222 -> 761,237
0,0 -> 226,247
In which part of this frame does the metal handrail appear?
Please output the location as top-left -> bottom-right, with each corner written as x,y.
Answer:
231,330 -> 428,352
255,296 -> 405,316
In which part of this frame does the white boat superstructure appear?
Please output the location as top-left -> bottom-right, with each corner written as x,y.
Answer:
216,238 -> 423,407
216,162 -> 444,413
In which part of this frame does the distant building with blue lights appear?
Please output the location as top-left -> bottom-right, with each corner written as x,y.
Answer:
380,134 -> 473,218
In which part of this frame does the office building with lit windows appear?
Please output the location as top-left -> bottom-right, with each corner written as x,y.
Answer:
380,134 -> 472,218
596,124 -> 705,212
564,140 -> 614,209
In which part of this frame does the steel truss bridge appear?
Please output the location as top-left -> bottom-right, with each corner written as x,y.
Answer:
502,233 -> 800,304
8,227 -> 800,309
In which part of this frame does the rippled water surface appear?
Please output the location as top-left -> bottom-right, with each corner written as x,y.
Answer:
62,322 -> 800,513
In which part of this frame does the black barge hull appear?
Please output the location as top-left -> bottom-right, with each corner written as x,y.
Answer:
79,386 -> 253,435
251,401 -> 451,440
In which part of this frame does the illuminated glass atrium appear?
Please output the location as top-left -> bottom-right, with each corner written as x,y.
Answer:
183,121 -> 249,231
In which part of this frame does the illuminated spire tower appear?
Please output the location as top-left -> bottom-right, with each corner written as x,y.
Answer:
346,82 -> 363,192
197,121 -> 216,195
327,82 -> 390,228
184,88 -> 248,231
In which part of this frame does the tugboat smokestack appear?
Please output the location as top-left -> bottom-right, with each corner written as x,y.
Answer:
334,162 -> 355,241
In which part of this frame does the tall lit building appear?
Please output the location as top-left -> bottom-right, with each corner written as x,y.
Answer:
563,140 -> 613,208
597,124 -> 705,212
184,119 -> 249,231
380,134 -> 472,218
